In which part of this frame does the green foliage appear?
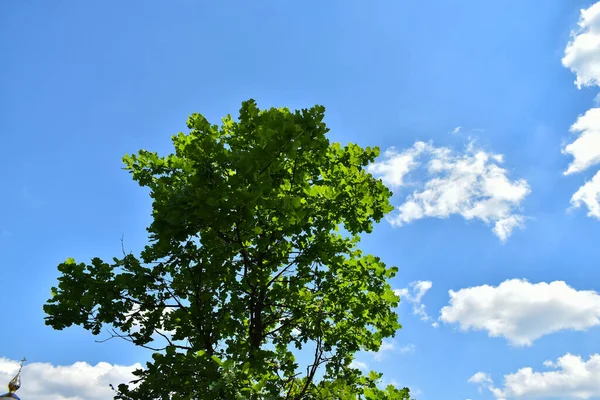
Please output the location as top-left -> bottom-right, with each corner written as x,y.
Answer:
44,100 -> 412,399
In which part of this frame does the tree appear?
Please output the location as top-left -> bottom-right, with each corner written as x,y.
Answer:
44,100 -> 412,399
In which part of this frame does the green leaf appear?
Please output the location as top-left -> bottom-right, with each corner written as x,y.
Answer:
43,99 -> 409,400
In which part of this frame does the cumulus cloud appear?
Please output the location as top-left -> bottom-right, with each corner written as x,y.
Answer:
470,353 -> 600,399
563,108 -> 600,175
0,357 -> 141,400
563,2 -> 600,89
395,280 -> 434,324
366,142 -> 428,188
369,141 -> 530,241
562,2 -> 600,219
570,169 -> 600,218
440,279 -> 600,346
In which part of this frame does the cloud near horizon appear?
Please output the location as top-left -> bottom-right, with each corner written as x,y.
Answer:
0,357 -> 141,400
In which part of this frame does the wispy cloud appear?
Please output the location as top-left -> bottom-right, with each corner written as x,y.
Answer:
394,281 -> 436,326
349,359 -> 369,371
21,186 -> 44,208
371,340 -> 416,362
398,344 -> 416,354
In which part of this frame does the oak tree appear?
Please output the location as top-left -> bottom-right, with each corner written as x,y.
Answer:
44,100 -> 411,399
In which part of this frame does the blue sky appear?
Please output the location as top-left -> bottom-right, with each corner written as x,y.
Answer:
3,1 -> 600,398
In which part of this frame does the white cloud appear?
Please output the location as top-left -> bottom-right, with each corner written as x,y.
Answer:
468,371 -> 493,385
440,279 -> 600,346
562,2 -> 600,89
366,142 -> 428,188
379,340 -> 395,353
349,360 -> 368,371
492,215 -> 525,243
398,344 -> 416,354
373,340 -> 396,362
562,2 -> 600,219
405,280 -> 432,303
370,141 -> 530,241
376,377 -> 405,391
470,354 -> 600,399
411,303 -> 430,322
0,357 -> 141,400
563,108 -> 600,175
395,280 -> 434,322
125,304 -> 179,338
370,340 -> 415,362
467,372 -> 505,399
570,169 -> 600,218
543,360 -> 555,368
